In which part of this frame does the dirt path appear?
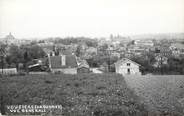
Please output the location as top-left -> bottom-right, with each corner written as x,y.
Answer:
124,75 -> 184,115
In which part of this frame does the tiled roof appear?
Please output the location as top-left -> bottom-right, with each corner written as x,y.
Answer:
50,55 -> 77,69
115,58 -> 141,66
50,56 -> 62,68
65,55 -> 78,67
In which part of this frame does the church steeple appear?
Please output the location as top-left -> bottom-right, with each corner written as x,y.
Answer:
5,32 -> 15,40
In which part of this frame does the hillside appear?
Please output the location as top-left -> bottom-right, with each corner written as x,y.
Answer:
0,74 -> 147,116
130,33 -> 184,40
125,75 -> 184,116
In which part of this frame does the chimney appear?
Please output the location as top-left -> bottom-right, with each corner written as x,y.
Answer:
48,55 -> 51,69
61,55 -> 66,66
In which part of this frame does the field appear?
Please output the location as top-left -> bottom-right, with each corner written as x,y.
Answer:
0,73 -> 147,116
125,75 -> 184,116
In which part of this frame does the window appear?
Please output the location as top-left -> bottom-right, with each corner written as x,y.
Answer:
127,63 -> 130,66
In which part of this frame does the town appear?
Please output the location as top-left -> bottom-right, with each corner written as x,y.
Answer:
1,33 -> 184,115
1,0 -> 184,115
0,32 -> 184,75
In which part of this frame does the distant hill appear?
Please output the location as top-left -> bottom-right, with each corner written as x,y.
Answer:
130,33 -> 184,40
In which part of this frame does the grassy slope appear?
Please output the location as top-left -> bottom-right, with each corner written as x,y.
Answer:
0,73 -> 147,116
125,75 -> 184,116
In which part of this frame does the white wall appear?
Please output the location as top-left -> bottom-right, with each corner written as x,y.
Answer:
52,68 -> 77,74
0,68 -> 17,75
115,61 -> 141,75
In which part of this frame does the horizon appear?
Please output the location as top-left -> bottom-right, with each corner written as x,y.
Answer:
0,0 -> 184,39
1,32 -> 184,40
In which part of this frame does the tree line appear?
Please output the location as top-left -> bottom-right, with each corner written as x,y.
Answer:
0,43 -> 46,70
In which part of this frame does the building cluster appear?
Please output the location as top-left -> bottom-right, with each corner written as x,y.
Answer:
0,33 -> 184,75
0,32 -> 32,46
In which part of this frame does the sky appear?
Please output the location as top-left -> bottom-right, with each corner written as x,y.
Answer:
0,0 -> 184,39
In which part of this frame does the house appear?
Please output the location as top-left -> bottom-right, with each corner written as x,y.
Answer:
127,45 -> 146,56
1,32 -> 22,45
170,43 -> 184,56
153,55 -> 168,68
28,64 -> 46,72
111,52 -> 121,58
153,46 -> 172,58
134,40 -> 154,46
77,62 -> 90,73
170,43 -> 184,50
115,58 -> 141,75
48,55 -> 78,74
99,62 -> 109,72
76,58 -> 90,73
84,47 -> 98,58
27,58 -> 48,73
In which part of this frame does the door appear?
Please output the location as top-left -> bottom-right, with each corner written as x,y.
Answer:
127,68 -> 130,74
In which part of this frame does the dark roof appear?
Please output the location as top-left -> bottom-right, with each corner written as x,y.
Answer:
0,48 -> 6,56
65,55 -> 78,67
50,56 -> 61,68
50,55 -> 77,69
115,58 -> 141,66
78,62 -> 89,68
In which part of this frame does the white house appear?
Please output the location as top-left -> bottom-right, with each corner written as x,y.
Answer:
115,58 -> 141,75
134,40 -> 154,46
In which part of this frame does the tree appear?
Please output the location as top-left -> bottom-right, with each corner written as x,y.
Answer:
75,45 -> 83,57
167,57 -> 184,74
0,44 -> 7,114
5,44 -> 46,71
28,45 -> 46,59
85,40 -> 97,47
0,44 -> 7,73
6,45 -> 23,68
130,53 -> 155,74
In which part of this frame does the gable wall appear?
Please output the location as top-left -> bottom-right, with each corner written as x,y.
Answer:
115,60 -> 141,75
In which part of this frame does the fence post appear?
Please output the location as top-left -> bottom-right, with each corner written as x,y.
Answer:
1,56 -> 4,74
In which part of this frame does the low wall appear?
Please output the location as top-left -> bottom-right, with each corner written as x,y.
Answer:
52,68 -> 77,74
0,68 -> 17,75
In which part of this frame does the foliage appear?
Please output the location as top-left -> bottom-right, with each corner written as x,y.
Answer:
87,55 -> 118,68
75,45 -> 83,57
54,37 -> 98,47
166,57 -> 184,74
129,53 -> 184,75
130,54 -> 155,74
3,44 -> 46,69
